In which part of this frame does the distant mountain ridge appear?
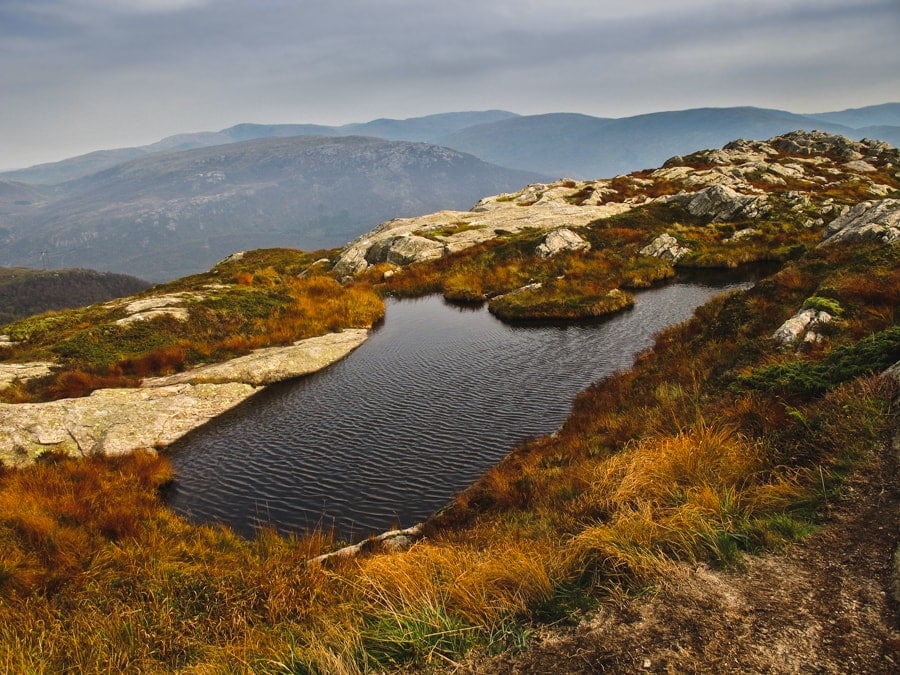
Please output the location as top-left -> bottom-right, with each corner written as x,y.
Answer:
804,102 -> 900,128
2,111 -> 520,185
433,107 -> 880,178
3,105 -> 897,185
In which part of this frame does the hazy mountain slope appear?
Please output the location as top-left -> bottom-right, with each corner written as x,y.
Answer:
0,267 -> 150,325
436,113 -> 616,178
436,107 -> 860,178
338,110 -> 520,141
806,102 -> 900,128
1,111 -> 520,185
0,180 -> 53,211
0,136 -> 546,281
5,105 -> 896,186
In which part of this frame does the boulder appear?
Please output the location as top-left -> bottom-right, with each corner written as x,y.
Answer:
725,228 -> 759,242
682,184 -> 769,222
364,234 -> 445,267
332,244 -> 371,278
640,233 -> 692,264
820,199 -> 900,246
536,228 -> 591,258
844,160 -> 877,173
772,308 -> 833,346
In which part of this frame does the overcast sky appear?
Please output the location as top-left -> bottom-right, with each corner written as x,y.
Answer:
1,0 -> 898,169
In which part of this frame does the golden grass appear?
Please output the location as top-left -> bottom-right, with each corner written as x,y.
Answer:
567,423 -> 766,579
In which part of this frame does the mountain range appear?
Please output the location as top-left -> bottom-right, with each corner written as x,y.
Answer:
0,136 -> 543,281
0,103 -> 897,281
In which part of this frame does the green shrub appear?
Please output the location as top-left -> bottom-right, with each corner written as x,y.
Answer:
738,324 -> 900,397
801,295 -> 843,316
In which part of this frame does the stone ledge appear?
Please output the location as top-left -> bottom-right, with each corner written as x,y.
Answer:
0,329 -> 370,466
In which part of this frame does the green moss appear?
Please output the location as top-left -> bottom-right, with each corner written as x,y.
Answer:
416,221 -> 482,240
738,324 -> 900,397
801,295 -> 844,316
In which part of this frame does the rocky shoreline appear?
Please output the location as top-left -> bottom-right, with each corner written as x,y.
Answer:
0,329 -> 369,466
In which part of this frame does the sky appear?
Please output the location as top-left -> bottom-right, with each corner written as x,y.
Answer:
1,0 -> 898,169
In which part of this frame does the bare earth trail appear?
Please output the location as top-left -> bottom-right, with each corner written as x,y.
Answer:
466,425 -> 900,674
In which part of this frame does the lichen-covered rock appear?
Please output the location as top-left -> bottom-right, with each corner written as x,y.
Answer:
332,186 -> 636,277
725,228 -> 759,242
681,184 -> 769,222
536,228 -> 590,258
364,234 -> 446,267
0,381 -> 259,465
144,329 -> 370,387
844,160 -> 877,173
820,199 -> 900,246
0,362 -> 54,392
331,244 -> 371,278
640,233 -> 692,263
772,308 -> 833,346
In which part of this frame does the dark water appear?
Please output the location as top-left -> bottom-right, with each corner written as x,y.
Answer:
165,279 -> 751,540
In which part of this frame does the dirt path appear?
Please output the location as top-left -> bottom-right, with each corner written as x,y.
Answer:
464,429 -> 900,674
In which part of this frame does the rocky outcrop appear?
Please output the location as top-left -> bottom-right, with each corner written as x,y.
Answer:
772,309 -> 833,346
679,184 -> 769,222
332,180 -> 636,278
0,330 -> 370,466
820,199 -> 900,246
331,132 -> 898,279
640,233 -> 692,264
0,381 -> 258,464
536,228 -> 590,258
657,131 -> 897,201
113,293 -> 201,325
143,329 -> 369,387
769,130 -> 891,160
363,234 -> 445,267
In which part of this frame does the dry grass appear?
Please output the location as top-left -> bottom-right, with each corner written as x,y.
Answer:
568,423 -> 773,581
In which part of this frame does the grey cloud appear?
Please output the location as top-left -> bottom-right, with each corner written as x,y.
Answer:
1,0 -> 898,168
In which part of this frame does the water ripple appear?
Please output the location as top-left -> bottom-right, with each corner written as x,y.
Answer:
165,279 -> 752,539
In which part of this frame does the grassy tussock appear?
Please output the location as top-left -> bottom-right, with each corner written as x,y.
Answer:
570,424 -> 776,580
353,541 -> 553,669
